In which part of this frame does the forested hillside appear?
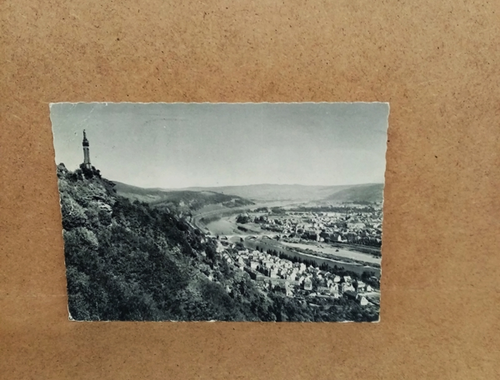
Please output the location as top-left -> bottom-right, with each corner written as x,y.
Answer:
57,164 -> 377,322
113,181 -> 254,215
322,183 -> 384,203
57,163 -> 265,321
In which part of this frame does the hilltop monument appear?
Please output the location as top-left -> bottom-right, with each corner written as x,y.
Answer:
82,129 -> 91,169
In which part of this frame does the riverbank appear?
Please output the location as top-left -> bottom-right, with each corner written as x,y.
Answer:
281,241 -> 381,265
244,237 -> 380,278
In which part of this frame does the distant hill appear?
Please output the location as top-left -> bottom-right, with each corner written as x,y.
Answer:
322,183 -> 384,203
112,181 -> 383,210
185,184 -> 348,202
184,183 -> 384,203
113,181 -> 254,212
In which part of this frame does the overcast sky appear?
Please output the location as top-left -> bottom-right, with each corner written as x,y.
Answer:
50,102 -> 389,189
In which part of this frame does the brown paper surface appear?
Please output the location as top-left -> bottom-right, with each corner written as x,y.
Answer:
1,1 -> 499,379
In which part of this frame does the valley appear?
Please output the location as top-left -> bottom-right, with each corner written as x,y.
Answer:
112,179 -> 384,319
191,199 -> 382,278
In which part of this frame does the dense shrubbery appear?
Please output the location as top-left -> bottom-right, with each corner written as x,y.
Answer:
236,214 -> 250,224
58,164 -> 378,322
58,164 -> 275,321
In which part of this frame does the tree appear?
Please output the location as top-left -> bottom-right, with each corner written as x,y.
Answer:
236,214 -> 250,224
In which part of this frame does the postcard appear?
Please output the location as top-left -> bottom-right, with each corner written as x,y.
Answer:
50,102 -> 388,322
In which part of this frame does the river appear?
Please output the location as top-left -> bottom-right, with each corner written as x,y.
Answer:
195,205 -> 381,278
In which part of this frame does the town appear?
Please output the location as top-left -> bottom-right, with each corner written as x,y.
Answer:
208,242 -> 380,310
196,202 -> 383,312
237,203 -> 383,249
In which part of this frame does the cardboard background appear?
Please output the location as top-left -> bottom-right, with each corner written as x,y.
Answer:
1,1 -> 499,378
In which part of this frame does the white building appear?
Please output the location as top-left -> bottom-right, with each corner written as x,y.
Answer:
304,278 -> 313,291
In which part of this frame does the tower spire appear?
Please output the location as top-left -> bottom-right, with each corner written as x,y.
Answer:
82,129 -> 91,169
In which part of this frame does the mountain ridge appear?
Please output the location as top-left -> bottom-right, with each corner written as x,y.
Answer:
114,181 -> 384,203
112,181 -> 254,213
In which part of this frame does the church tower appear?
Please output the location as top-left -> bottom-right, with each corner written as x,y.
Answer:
82,129 -> 91,169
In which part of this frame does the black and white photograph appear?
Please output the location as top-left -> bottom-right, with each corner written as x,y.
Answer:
51,102 -> 389,322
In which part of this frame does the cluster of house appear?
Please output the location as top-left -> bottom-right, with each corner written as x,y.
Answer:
221,248 -> 374,306
252,209 -> 382,247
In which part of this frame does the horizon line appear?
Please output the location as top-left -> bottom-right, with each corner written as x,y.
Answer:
112,180 -> 384,191
57,163 -> 384,191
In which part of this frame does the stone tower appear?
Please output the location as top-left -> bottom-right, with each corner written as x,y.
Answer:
82,129 -> 91,169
